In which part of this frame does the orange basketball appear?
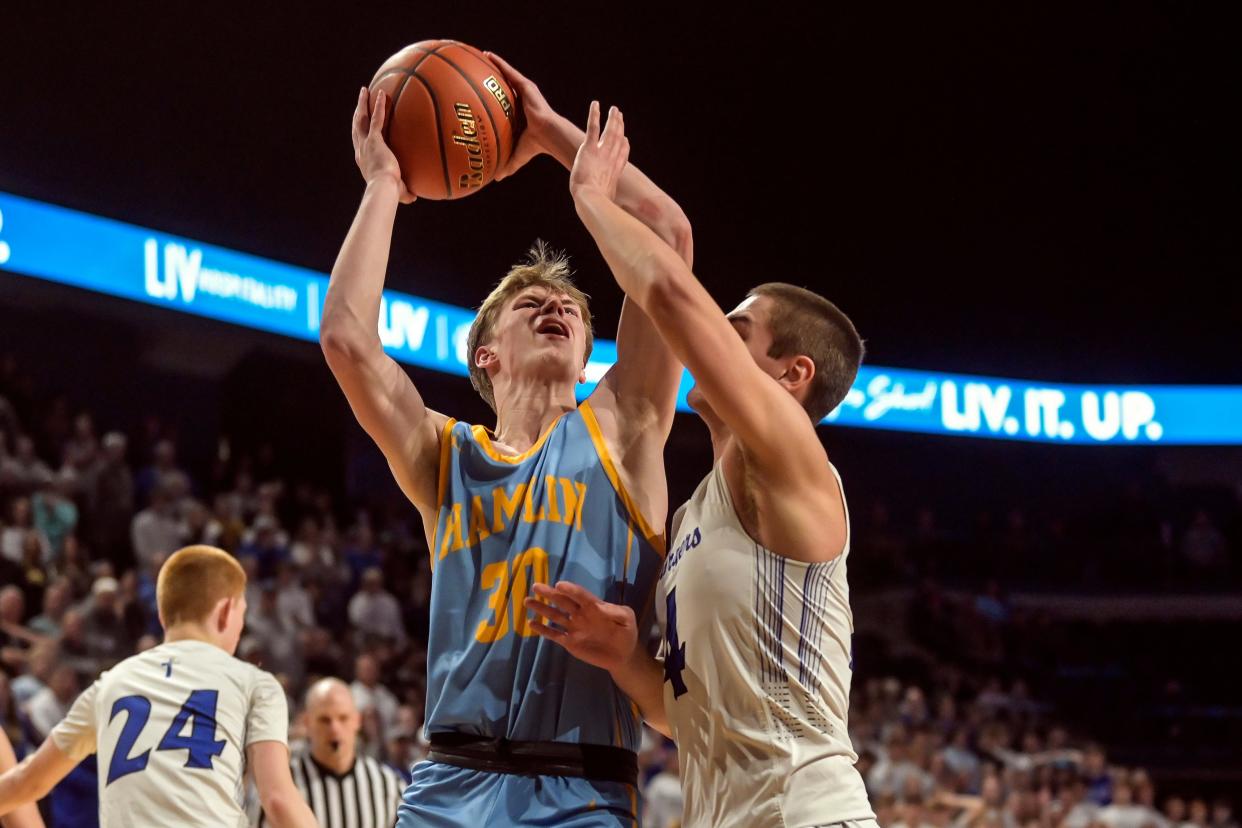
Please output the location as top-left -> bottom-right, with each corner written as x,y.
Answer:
368,40 -> 520,201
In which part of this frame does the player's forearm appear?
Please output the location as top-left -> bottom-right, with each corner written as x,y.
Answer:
0,761 -> 49,816
547,116 -> 692,263
321,178 -> 402,355
611,647 -> 670,738
573,186 -> 689,319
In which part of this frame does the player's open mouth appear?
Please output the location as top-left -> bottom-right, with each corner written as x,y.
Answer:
536,319 -> 570,339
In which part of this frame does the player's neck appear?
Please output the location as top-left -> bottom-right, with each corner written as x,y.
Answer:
163,623 -> 228,652
492,381 -> 576,452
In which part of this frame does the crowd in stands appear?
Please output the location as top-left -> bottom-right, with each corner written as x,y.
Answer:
0,350 -> 1235,826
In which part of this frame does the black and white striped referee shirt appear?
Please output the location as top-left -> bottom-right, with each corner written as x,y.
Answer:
259,749 -> 405,828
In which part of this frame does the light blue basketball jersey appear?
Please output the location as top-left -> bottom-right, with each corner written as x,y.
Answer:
424,400 -> 662,752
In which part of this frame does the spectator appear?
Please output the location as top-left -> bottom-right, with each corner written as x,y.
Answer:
243,584 -> 302,684
1165,796 -> 1189,828
0,585 -> 34,673
289,516 -> 337,576
116,570 -> 152,643
55,534 -> 93,599
1212,799 -> 1238,828
342,524 -> 381,589
1082,743 -> 1113,805
350,653 -> 399,737
85,430 -> 135,568
300,626 -> 344,681
61,411 -> 98,473
57,607 -> 97,677
134,438 -> 184,506
9,642 -> 58,708
32,472 -> 79,562
238,516 -> 289,580
130,482 -> 183,573
15,532 -> 49,612
83,576 -> 132,669
27,577 -> 72,637
23,662 -> 79,740
642,745 -> 683,828
1098,782 -> 1163,828
274,563 -> 314,629
0,435 -> 54,496
348,567 -> 407,648
1,497 -> 48,565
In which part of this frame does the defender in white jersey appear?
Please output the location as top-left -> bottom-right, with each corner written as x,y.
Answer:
526,103 -> 876,827
0,545 -> 316,828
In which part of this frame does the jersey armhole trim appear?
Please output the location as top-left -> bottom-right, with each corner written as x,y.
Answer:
579,400 -> 665,555
429,417 -> 458,570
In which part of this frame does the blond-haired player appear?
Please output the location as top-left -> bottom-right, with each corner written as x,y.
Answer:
0,545 -> 316,828
526,104 -> 876,828
324,55 -> 691,825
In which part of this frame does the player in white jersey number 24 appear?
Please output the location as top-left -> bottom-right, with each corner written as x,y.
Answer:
0,545 -> 316,828
524,102 -> 880,828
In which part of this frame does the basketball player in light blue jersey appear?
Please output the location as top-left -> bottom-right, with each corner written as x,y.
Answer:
527,106 -> 877,828
321,56 -> 691,827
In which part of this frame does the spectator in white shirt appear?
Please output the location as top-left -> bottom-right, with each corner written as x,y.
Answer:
130,483 -> 183,573
350,652 -> 399,736
23,663 -> 78,739
348,567 -> 407,648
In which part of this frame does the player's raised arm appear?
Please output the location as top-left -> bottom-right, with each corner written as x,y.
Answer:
570,103 -> 849,563
321,88 -> 447,514
484,50 -> 690,431
248,741 -> 317,828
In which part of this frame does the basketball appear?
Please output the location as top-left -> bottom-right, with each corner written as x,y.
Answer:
368,40 -> 519,201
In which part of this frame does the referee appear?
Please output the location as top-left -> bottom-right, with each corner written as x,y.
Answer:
260,678 -> 404,828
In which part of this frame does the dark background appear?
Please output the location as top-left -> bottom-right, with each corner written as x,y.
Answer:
2,3 -> 1239,383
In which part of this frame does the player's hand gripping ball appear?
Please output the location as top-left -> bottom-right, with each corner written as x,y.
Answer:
368,40 -> 520,200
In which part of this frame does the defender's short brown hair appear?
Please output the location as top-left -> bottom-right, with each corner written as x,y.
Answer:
467,242 -> 594,411
157,545 -> 247,627
749,283 -> 864,422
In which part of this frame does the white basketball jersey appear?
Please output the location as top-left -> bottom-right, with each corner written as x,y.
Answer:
656,461 -> 874,828
50,639 -> 288,828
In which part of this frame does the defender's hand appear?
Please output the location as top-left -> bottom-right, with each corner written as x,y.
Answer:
351,87 -> 416,203
485,52 -> 560,181
525,581 -> 639,674
569,102 -> 629,203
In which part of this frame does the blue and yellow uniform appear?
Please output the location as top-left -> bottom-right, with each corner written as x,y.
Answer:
397,400 -> 663,827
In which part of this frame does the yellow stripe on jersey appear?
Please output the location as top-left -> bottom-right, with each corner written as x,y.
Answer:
579,401 -> 665,555
430,418 -> 458,571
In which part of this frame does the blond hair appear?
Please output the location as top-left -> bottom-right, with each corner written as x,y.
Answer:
156,545 -> 246,627
467,241 -> 594,411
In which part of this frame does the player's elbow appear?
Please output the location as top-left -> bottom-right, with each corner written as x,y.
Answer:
319,310 -> 375,365
643,254 -> 695,317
